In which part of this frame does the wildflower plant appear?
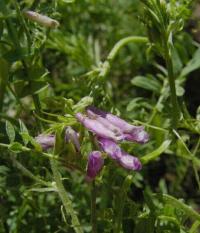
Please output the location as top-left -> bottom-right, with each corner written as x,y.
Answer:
0,0 -> 200,233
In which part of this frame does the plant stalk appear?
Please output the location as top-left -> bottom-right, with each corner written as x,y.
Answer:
91,181 -> 97,233
164,44 -> 180,129
50,158 -> 83,233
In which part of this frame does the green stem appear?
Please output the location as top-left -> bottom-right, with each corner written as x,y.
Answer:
91,181 -> 97,233
99,36 -> 148,78
164,44 -> 180,129
0,142 -> 58,160
11,156 -> 50,186
50,158 -> 83,233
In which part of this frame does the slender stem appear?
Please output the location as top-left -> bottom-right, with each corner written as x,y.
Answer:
164,43 -> 180,129
0,142 -> 59,160
91,181 -> 97,233
11,156 -> 50,186
108,36 -> 148,61
99,36 -> 148,78
50,158 -> 83,233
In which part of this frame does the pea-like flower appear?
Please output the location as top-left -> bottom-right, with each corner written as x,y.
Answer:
76,106 -> 149,177
77,106 -> 149,144
97,137 -> 142,171
86,151 -> 104,182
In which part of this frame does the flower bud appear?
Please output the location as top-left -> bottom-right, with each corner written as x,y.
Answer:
23,10 -> 59,28
86,151 -> 104,182
35,134 -> 55,150
65,127 -> 80,152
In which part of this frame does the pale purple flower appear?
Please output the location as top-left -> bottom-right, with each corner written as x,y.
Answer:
97,137 -> 123,160
86,151 -> 104,182
123,130 -> 149,144
76,106 -> 148,173
65,127 -> 80,152
98,136 -> 142,171
35,134 -> 55,150
87,106 -> 143,133
35,127 -> 80,151
76,113 -> 123,141
86,106 -> 149,144
118,154 -> 142,170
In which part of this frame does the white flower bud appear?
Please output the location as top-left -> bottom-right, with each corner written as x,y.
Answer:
23,10 -> 59,28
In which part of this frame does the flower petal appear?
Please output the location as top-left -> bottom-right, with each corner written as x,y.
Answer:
87,109 -> 122,136
87,106 -> 144,134
35,134 -> 55,150
86,151 -> 104,181
97,137 -> 123,160
119,154 -> 142,170
76,113 -> 123,141
65,127 -> 80,152
123,130 -> 149,144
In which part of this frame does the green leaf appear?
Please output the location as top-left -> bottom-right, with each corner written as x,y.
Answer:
141,140 -> 171,164
181,47 -> 200,77
28,187 -> 57,192
19,120 -> 29,145
131,75 -> 162,94
126,97 -> 144,112
73,96 -> 93,113
8,142 -> 24,153
5,121 -> 15,143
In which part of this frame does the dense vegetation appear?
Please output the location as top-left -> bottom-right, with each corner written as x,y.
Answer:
0,0 -> 200,232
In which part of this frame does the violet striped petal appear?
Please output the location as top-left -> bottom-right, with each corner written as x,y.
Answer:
87,106 -> 144,134
65,127 -> 80,152
123,129 -> 149,144
86,151 -> 104,182
97,137 -> 123,160
87,109 -> 122,135
76,113 -> 123,141
35,134 -> 55,150
119,154 -> 142,171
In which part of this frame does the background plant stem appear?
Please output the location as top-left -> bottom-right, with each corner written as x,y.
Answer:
164,44 -> 180,129
91,181 -> 97,233
50,158 -> 83,233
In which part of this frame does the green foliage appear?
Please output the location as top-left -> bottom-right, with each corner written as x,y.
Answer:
0,0 -> 200,233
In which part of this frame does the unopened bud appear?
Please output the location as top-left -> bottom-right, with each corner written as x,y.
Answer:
23,10 -> 59,28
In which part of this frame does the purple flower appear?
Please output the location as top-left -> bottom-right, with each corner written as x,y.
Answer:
87,106 -> 143,133
76,113 -> 123,141
123,130 -> 149,144
35,134 -> 55,150
65,127 -> 80,152
35,127 -> 80,151
97,137 -> 123,160
86,151 -> 104,182
75,106 -> 148,173
118,154 -> 142,170
85,106 -> 149,144
98,137 -> 142,171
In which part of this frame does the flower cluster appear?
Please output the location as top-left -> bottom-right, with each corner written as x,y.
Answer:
76,106 -> 149,181
35,107 -> 149,182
